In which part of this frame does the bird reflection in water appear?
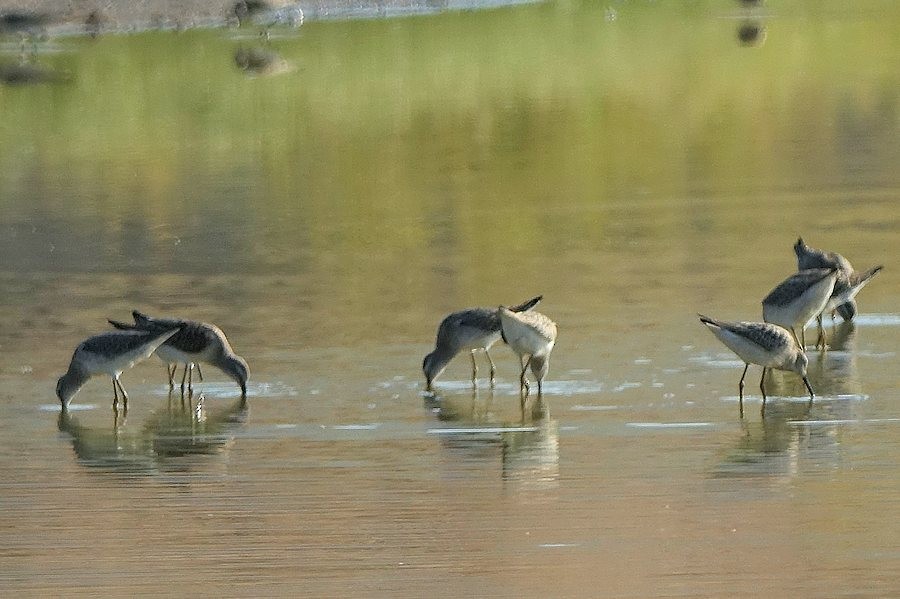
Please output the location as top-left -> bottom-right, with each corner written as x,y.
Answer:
766,320 -> 862,405
736,20 -> 767,47
0,10 -> 54,53
712,328 -> 863,483
233,46 -> 292,77
712,400 -> 844,483
0,57 -> 69,86
57,390 -> 248,476
425,388 -> 560,490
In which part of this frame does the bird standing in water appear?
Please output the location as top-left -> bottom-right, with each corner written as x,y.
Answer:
699,314 -> 813,417
108,311 -> 249,398
793,237 -> 883,349
761,268 -> 837,349
422,296 -> 542,390
498,306 -> 558,398
57,328 -> 181,411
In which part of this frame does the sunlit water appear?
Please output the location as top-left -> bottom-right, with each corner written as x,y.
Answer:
1,1 -> 899,597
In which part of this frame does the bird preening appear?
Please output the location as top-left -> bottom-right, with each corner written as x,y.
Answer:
422,295 -> 557,402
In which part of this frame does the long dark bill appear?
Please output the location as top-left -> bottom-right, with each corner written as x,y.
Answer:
802,376 -> 815,401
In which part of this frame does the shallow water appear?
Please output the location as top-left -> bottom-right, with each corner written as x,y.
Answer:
2,1 -> 900,596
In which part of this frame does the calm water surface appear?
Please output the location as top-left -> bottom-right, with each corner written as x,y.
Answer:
1,1 -> 899,596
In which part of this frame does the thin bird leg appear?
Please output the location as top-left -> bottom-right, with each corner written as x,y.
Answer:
800,327 -> 807,351
196,363 -> 204,382
181,363 -> 189,391
759,367 -> 768,417
187,363 -> 194,390
469,351 -> 478,385
115,378 -> 129,410
816,314 -> 827,352
168,364 -> 177,388
484,349 -> 496,385
738,364 -> 748,418
520,356 -> 531,398
788,328 -> 802,350
790,327 -> 806,352
112,377 -> 119,407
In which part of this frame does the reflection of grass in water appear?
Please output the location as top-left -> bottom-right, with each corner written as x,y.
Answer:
2,1 -> 899,293
4,2 -> 900,207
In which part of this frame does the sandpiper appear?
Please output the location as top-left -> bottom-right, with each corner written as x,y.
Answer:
699,314 -> 813,416
498,306 -> 558,397
231,0 -> 303,37
108,311 -> 249,397
422,296 -> 542,390
56,328 -> 181,410
794,237 -> 883,348
761,268 -> 837,349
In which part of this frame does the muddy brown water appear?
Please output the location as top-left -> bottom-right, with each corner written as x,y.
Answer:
1,2 -> 899,596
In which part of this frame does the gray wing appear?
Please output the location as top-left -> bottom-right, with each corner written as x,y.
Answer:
700,315 -> 791,352
132,310 -> 186,329
131,311 -> 217,353
79,331 -> 165,359
437,309 -> 500,342
734,322 -> 792,352
763,268 -> 834,307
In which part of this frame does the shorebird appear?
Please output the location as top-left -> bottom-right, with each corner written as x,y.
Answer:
0,11 -> 52,36
422,296 -> 542,390
699,315 -> 813,416
0,11 -> 54,53
793,237 -> 883,348
108,311 -> 249,397
498,306 -> 558,398
57,328 -> 181,410
231,0 -> 303,38
762,268 -> 837,349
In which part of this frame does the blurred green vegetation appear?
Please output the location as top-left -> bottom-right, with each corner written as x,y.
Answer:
0,0 -> 898,288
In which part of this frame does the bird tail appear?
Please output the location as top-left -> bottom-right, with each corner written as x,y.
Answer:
851,265 -> 883,288
132,310 -> 152,325
510,295 -> 542,313
697,313 -> 720,328
108,318 -> 138,331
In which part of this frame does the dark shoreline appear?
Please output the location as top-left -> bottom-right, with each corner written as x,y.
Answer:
0,0 -> 539,35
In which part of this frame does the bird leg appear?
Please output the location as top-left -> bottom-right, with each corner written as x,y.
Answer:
738,364 -> 748,418
115,378 -> 129,410
469,351 -> 478,386
196,363 -> 204,382
112,377 -> 119,408
788,327 -> 802,351
484,350 -> 496,386
167,364 -> 177,388
759,367 -> 768,417
520,356 -> 531,398
180,363 -> 190,392
815,314 -> 827,352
